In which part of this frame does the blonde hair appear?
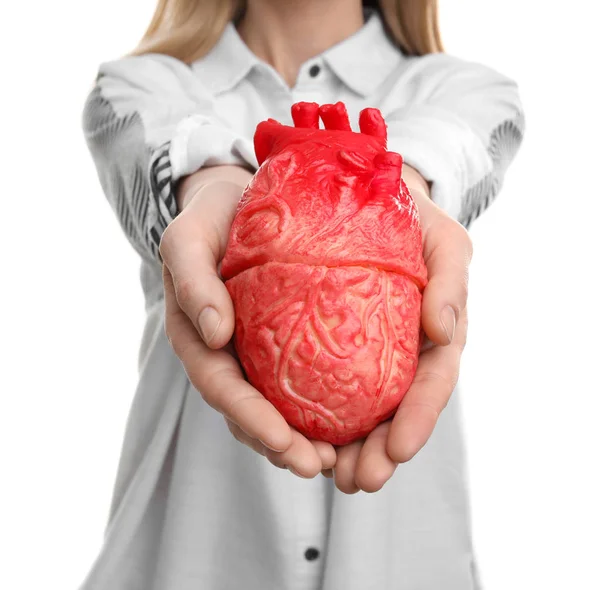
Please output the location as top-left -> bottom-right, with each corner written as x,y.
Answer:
133,0 -> 443,63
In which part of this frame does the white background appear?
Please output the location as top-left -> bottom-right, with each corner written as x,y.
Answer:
1,0 -> 598,588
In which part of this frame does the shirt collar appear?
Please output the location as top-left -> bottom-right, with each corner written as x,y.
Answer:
192,10 -> 402,98
192,22 -> 259,95
323,11 -> 402,97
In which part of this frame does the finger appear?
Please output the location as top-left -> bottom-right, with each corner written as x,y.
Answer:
164,266 -> 293,452
226,418 -> 268,457
227,420 -> 322,480
414,195 -> 473,347
333,440 -> 363,494
387,312 -> 467,464
159,184 -> 242,349
264,429 -> 323,478
354,421 -> 397,493
227,421 -> 322,480
220,348 -> 334,472
310,440 -> 337,471
228,421 -> 319,480
321,469 -> 333,479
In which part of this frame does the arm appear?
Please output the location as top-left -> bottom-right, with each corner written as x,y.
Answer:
402,164 -> 431,198
81,54 -> 257,262
384,54 -> 525,225
177,166 -> 253,211
332,60 -> 525,492
83,55 -> 335,477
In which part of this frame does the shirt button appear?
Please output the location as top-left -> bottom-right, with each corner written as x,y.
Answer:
309,64 -> 321,78
304,547 -> 320,561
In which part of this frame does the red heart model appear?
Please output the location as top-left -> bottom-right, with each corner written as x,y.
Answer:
221,102 -> 427,445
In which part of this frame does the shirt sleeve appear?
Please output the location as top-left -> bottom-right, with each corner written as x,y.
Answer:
81,54 -> 256,263
384,54 -> 525,226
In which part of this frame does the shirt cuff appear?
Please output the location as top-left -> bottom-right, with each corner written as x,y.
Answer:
169,114 -> 257,182
386,108 -> 492,220
147,115 -> 257,258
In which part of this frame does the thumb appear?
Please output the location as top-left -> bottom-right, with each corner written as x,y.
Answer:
419,207 -> 473,347
159,184 -> 242,349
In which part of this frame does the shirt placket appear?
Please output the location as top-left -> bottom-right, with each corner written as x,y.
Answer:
292,59 -> 334,106
290,476 -> 330,590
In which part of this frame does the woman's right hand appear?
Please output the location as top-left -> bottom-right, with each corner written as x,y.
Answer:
159,166 -> 336,478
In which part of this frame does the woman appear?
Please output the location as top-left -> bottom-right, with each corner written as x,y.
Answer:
81,0 -> 524,588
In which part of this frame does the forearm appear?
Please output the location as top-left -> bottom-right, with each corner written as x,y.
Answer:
84,57 -> 258,263
385,57 -> 524,224
176,165 -> 255,211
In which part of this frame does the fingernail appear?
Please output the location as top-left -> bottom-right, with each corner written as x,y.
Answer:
260,439 -> 285,453
440,305 -> 456,344
287,466 -> 310,479
198,307 -> 221,344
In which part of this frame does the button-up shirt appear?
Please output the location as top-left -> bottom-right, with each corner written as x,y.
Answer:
81,10 -> 523,590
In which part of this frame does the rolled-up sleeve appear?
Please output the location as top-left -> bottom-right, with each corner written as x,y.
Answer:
82,54 -> 255,262
385,54 -> 525,226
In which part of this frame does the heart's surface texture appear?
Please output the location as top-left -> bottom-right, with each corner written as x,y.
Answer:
221,102 -> 427,445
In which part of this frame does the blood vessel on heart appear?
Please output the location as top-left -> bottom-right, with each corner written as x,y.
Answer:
221,102 -> 427,445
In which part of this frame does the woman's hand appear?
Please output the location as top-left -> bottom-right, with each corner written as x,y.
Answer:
325,166 -> 473,493
160,166 -> 336,478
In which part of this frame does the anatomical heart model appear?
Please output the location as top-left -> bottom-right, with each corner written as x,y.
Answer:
221,102 -> 427,445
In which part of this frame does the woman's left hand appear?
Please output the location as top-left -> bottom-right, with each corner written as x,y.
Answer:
322,166 -> 473,493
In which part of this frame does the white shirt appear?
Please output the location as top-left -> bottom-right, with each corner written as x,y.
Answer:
81,10 -> 523,590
